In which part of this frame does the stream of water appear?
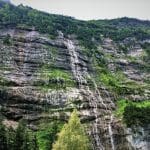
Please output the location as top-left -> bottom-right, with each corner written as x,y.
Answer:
65,39 -> 105,150
108,115 -> 115,150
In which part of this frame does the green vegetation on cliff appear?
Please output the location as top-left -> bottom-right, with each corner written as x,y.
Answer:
115,99 -> 150,127
0,119 -> 7,150
93,50 -> 146,97
0,119 -> 64,150
0,120 -> 38,150
0,76 -> 17,86
35,68 -> 76,90
36,121 -> 64,150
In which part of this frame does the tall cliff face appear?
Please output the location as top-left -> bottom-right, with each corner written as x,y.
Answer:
0,2 -> 150,150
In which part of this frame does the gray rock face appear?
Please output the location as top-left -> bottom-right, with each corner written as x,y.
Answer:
126,126 -> 150,150
0,28 -> 149,150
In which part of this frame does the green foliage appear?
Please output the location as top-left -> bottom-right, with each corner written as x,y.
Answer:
0,119 -> 36,150
0,118 -> 64,150
94,64 -> 146,96
0,64 -> 13,71
0,76 -> 17,86
31,134 -> 39,150
95,68 -> 126,95
7,127 -> 16,150
0,119 -> 7,150
115,99 -> 150,127
14,121 -> 30,150
90,17 -> 150,41
3,34 -> 11,45
123,105 -> 150,127
144,45 -> 150,57
115,99 -> 131,118
36,121 -> 63,150
141,43 -> 150,65
100,71 -> 123,87
91,49 -> 140,96
47,69 -> 72,80
36,68 -> 76,90
0,2 -> 150,49
118,44 -> 128,54
52,109 -> 91,150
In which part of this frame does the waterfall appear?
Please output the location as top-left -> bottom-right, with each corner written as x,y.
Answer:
86,86 -> 104,150
91,79 -> 107,109
65,39 -> 105,150
65,39 -> 87,86
108,115 -> 115,150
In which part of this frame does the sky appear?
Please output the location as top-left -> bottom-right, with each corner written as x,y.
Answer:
10,0 -> 150,20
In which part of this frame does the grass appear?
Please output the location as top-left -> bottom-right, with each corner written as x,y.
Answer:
45,69 -> 72,80
35,68 -> 76,90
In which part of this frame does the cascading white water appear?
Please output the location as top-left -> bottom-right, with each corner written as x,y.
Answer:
86,87 -> 104,150
91,78 -> 107,109
65,39 -> 106,150
108,115 -> 115,150
65,39 -> 87,86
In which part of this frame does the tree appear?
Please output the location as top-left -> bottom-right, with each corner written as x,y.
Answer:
36,121 -> 63,150
7,127 -> 16,150
0,119 -> 7,150
31,134 -> 39,150
52,109 -> 91,150
22,130 -> 30,150
14,120 -> 30,150
46,121 -> 61,150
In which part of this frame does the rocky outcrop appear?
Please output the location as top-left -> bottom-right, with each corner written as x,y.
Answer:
126,126 -> 150,150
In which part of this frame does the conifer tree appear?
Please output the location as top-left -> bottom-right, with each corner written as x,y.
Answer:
52,109 -> 91,150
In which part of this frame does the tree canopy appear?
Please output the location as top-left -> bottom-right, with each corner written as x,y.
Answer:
52,109 -> 91,150
0,1 -> 150,49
